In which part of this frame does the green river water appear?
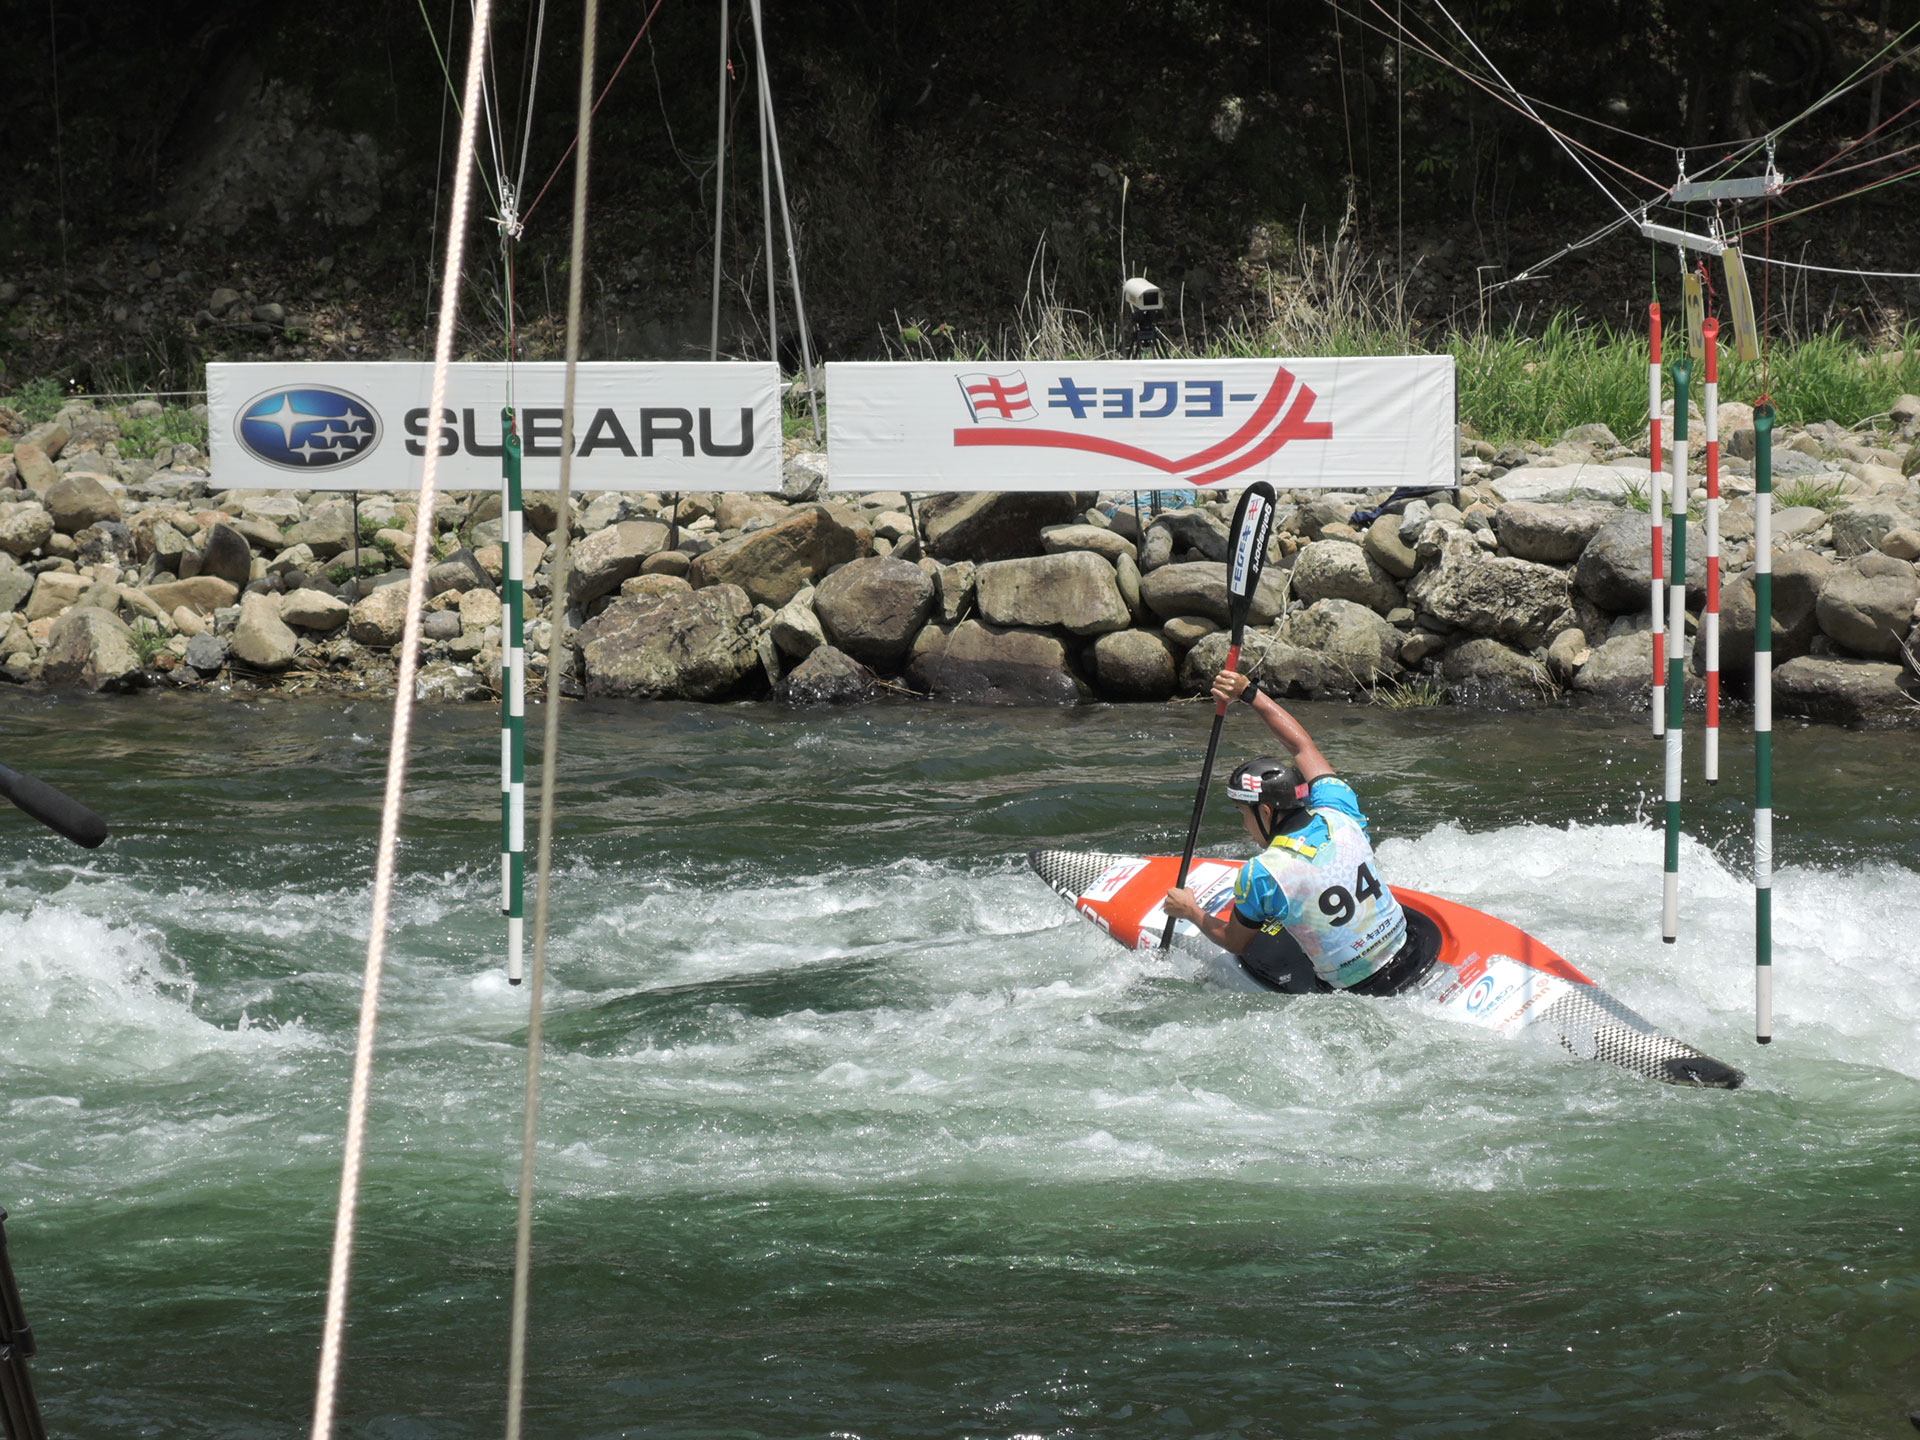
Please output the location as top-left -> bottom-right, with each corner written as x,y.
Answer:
0,690 -> 1916,1438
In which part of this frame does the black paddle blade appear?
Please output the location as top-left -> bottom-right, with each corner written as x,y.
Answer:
1160,481 -> 1279,950
0,763 -> 109,848
1223,481 -> 1278,637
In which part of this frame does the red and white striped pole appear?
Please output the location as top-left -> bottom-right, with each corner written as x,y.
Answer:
1702,316 -> 1721,784
1649,303 -> 1666,736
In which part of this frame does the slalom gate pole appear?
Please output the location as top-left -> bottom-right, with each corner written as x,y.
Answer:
1702,318 -> 1721,784
1753,402 -> 1775,1042
1663,358 -> 1690,943
1649,304 -> 1666,736
501,409 -> 527,985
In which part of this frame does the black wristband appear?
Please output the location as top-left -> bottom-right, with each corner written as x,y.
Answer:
1238,682 -> 1259,705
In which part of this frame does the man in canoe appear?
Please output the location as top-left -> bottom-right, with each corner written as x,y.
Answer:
1160,670 -> 1432,995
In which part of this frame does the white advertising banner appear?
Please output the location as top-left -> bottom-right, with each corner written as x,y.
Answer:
206,362 -> 781,492
825,356 -> 1455,492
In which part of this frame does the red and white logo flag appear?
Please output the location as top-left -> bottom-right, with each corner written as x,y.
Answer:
956,371 -> 1037,423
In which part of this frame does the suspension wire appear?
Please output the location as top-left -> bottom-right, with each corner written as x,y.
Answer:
1342,0 -> 1667,193
520,0 -> 671,229
476,0 -> 510,195
413,0 -> 504,216
709,0 -> 730,360
1331,1 -> 1357,185
1791,94 -> 1920,187
1744,251 -> 1920,281
424,0 -> 457,334
503,0 -> 596,1434
511,0 -> 550,206
1730,157 -> 1920,237
747,0 -> 823,443
309,6 -> 496,1440
755,16 -> 777,374
1486,209 -> 1641,290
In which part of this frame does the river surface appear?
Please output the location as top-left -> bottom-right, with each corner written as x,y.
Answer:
1,690 -> 1916,1438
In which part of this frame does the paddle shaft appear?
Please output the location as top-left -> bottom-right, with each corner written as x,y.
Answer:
1159,637 -> 1241,950
0,762 -> 109,849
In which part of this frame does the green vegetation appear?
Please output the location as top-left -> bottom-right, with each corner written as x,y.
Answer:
1372,677 -> 1446,709
2,378 -> 65,424
128,619 -> 170,666
118,407 -> 205,459
1774,476 -> 1853,513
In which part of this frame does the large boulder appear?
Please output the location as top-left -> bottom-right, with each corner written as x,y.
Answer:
142,576 -> 239,617
1815,566 -> 1920,659
905,619 -> 1087,703
1041,523 -> 1137,564
1089,629 -> 1179,700
1362,514 -> 1418,580
11,442 -> 58,492
348,582 -> 411,647
1142,508 -> 1232,564
44,475 -> 122,534
1492,502 -> 1615,564
917,492 -> 1088,563
1290,539 -> 1403,614
42,607 -> 142,692
0,554 -> 32,614
1442,638 -> 1557,707
197,522 -> 256,591
1717,550 -> 1831,673
1177,631 -> 1358,699
283,509 -> 353,558
24,571 -> 89,622
1572,630 -> 1655,702
1830,499 -> 1915,558
769,585 -> 826,660
567,520 -> 671,608
1136,561 -> 1288,626
1279,599 -> 1402,685
1773,656 -> 1919,725
230,592 -> 299,670
1574,512 -> 1706,612
814,556 -> 936,668
279,588 -> 351,633
781,644 -> 874,705
575,584 -> 761,699
0,502 -> 55,557
1408,531 -> 1574,647
974,552 -> 1131,637
688,504 -> 872,607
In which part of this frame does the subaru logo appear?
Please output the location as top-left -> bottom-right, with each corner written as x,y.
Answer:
235,386 -> 380,471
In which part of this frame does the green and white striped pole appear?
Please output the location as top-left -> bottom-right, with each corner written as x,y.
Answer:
1662,358 -> 1691,943
501,407 -> 527,985
1753,402 -> 1774,1042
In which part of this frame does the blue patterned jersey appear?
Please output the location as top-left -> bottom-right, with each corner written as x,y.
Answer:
1230,776 -> 1407,987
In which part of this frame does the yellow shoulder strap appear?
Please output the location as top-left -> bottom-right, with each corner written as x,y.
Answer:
1266,832 -> 1319,860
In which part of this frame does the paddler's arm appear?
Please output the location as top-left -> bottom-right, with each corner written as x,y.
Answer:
1211,671 -> 1333,783
1162,887 -> 1261,954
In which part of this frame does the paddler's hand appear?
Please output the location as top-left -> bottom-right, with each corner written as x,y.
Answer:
1212,669 -> 1250,707
1163,887 -> 1204,924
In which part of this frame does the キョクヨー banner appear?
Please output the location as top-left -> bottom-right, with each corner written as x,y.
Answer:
207,362 -> 781,491
825,357 -> 1455,491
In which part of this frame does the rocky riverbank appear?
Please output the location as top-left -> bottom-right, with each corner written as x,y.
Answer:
3,395 -> 1919,724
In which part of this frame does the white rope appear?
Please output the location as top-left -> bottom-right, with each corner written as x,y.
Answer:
511,0 -> 549,208
308,5 -> 496,1437
747,0 -> 823,443
504,0 -> 596,1430
1744,252 -> 1920,280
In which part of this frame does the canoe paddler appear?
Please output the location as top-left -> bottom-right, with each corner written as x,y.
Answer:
1161,671 -> 1429,995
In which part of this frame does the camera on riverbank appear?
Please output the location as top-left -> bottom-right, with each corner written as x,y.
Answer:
1121,276 -> 1164,358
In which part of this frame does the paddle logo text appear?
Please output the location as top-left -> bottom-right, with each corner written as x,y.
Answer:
235,386 -> 381,473
951,364 -> 1332,487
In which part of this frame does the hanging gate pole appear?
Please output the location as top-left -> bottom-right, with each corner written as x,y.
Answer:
1649,303 -> 1667,736
1702,318 -> 1721,783
501,410 -> 527,984
1663,358 -> 1691,943
1753,402 -> 1775,1042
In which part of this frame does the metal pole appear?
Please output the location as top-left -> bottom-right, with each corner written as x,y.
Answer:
1648,303 -> 1666,736
1753,402 -> 1775,1042
707,0 -> 729,362
501,409 -> 526,984
1702,318 -> 1721,783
